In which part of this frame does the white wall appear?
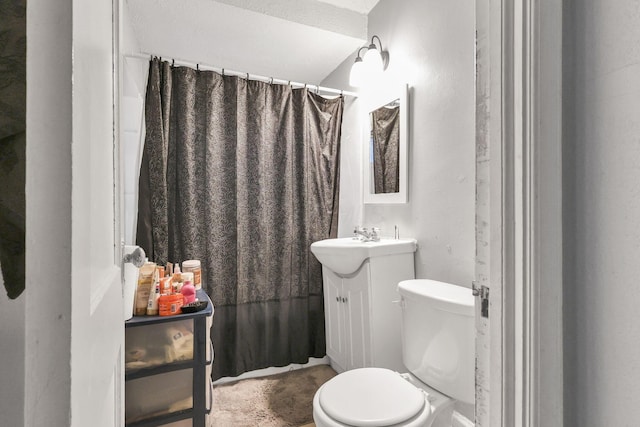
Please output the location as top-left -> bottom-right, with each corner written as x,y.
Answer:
323,0 -> 475,287
563,0 -> 640,425
122,1 -> 149,245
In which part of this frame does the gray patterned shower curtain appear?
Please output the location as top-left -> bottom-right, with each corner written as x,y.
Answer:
136,58 -> 342,379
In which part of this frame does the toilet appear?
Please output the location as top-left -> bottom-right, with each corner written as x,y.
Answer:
313,279 -> 475,427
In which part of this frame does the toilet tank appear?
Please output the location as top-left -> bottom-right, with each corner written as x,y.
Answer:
397,279 -> 475,404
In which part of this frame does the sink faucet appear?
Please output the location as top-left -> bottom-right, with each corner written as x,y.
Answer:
353,226 -> 381,242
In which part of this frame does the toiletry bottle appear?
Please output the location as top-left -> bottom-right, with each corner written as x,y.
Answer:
172,264 -> 183,292
146,281 -> 160,316
134,262 -> 156,316
146,268 -> 160,315
181,280 -> 196,304
160,277 -> 172,295
159,293 -> 183,316
182,260 -> 202,290
182,272 -> 194,290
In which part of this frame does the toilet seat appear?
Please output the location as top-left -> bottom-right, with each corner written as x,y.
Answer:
315,368 -> 431,427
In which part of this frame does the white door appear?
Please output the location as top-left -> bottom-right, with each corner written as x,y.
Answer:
474,2 -> 496,425
70,0 -> 124,425
474,1 -> 563,426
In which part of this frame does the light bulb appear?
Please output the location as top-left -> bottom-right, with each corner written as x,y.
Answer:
363,46 -> 383,72
349,58 -> 365,87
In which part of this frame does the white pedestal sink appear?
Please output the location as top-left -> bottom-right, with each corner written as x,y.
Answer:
310,237 -> 417,276
310,237 -> 417,373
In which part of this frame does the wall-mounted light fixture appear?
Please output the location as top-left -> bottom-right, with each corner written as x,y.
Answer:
349,35 -> 388,87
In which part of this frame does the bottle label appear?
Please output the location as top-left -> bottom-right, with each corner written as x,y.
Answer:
192,269 -> 201,286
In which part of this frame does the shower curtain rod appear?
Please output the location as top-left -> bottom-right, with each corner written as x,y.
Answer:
124,52 -> 358,97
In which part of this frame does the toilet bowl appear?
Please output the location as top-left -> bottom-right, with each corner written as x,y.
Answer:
313,368 -> 453,427
313,279 -> 475,427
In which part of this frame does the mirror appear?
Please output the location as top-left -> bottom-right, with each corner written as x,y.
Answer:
370,98 -> 401,194
363,83 -> 408,204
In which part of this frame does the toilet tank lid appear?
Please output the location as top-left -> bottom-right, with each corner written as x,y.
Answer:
398,279 -> 475,316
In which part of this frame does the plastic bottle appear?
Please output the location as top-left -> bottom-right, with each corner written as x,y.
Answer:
160,277 -> 172,295
172,264 -> 183,292
134,262 -> 156,316
181,280 -> 196,304
158,293 -> 183,316
182,260 -> 202,290
146,281 -> 160,316
182,272 -> 194,288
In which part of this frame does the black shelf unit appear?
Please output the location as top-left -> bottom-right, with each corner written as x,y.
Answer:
125,290 -> 213,427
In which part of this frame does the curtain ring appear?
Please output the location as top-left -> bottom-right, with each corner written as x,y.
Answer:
246,72 -> 250,80
197,64 -> 200,71
304,83 -> 307,89
288,80 -> 291,86
269,77 -> 274,85
340,90 -> 344,97
171,59 -> 175,67
221,68 -> 225,76
315,85 -> 319,94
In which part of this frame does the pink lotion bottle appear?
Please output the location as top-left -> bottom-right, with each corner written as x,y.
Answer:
181,280 -> 196,304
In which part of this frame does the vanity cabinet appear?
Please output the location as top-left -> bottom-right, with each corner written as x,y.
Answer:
124,290 -> 214,427
323,264 -> 371,371
321,252 -> 415,374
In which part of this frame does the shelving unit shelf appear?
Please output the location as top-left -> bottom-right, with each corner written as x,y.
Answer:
125,290 -> 214,427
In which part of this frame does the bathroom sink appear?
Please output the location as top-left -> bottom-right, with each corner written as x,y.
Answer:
310,237 -> 417,275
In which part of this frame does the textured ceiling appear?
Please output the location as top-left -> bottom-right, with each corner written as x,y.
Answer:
126,0 -> 380,85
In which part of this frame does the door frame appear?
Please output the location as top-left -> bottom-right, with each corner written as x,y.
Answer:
476,0 -> 563,426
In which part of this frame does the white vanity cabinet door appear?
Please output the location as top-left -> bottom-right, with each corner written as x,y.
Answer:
323,267 -> 345,369
343,264 -> 372,370
321,263 -> 372,373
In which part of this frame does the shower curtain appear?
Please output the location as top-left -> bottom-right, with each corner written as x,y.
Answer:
136,58 -> 343,379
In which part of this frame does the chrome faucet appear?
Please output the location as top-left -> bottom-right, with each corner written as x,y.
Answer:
353,226 -> 381,242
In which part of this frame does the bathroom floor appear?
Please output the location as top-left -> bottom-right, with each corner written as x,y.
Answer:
210,365 -> 335,427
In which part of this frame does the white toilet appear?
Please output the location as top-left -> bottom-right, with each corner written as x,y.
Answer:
313,279 -> 475,427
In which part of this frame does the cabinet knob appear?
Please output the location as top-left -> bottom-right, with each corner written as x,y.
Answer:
336,296 -> 340,302
342,297 -> 347,303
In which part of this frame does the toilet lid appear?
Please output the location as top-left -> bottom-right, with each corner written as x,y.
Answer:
318,368 -> 427,426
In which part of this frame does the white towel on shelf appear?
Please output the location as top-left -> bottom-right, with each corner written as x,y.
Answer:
451,410 -> 475,427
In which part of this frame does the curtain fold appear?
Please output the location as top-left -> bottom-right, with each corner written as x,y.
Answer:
137,58 -> 343,379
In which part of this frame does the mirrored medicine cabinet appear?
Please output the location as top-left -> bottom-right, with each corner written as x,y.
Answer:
363,83 -> 408,204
